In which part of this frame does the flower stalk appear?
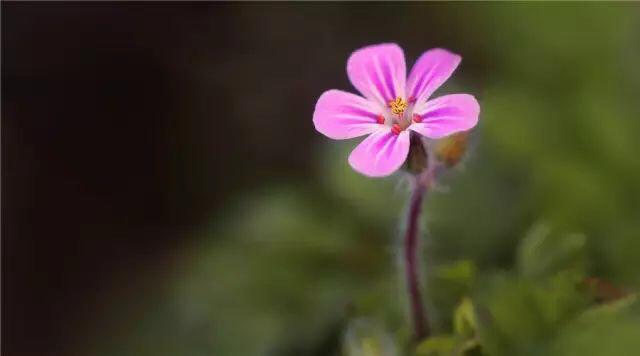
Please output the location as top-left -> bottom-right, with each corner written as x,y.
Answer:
403,140 -> 441,341
404,179 -> 429,341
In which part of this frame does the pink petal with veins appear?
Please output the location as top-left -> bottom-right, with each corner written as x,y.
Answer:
406,48 -> 461,104
347,43 -> 406,106
409,94 -> 479,139
348,128 -> 410,177
313,89 -> 381,140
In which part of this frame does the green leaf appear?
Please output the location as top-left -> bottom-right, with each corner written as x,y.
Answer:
477,272 -> 589,356
343,318 -> 397,356
517,222 -> 586,278
428,260 -> 478,330
436,260 -> 477,288
550,294 -> 640,356
453,298 -> 478,338
578,294 -> 639,322
416,335 -> 457,356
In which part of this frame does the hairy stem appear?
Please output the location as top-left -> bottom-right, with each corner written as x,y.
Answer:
404,180 -> 429,341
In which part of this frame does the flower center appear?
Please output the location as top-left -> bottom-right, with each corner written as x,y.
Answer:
381,97 -> 421,135
388,97 -> 408,116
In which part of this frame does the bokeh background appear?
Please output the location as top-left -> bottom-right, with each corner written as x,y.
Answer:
3,2 -> 640,356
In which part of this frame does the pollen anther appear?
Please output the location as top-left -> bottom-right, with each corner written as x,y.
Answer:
388,97 -> 408,116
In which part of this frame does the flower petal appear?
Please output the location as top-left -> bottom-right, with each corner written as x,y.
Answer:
313,89 -> 382,140
406,48 -> 461,104
409,94 -> 479,139
348,128 -> 410,177
347,43 -> 406,106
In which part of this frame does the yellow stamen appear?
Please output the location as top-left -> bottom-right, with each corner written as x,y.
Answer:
388,97 -> 408,116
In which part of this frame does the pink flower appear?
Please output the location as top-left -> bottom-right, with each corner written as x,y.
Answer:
313,43 -> 479,177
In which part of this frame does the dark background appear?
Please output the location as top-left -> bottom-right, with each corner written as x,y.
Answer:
2,3 -> 329,355
3,3 -> 640,356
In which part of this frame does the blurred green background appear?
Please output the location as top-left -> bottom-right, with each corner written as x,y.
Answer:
4,3 -> 640,356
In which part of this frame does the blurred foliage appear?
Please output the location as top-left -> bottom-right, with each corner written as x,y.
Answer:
343,318 -> 398,356
88,4 -> 640,356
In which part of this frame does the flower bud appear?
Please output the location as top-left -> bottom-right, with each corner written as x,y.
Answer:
405,134 -> 428,175
435,132 -> 469,168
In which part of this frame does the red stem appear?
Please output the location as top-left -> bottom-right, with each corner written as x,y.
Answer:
404,182 -> 429,341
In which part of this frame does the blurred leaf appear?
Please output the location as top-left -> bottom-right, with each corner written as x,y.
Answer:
453,298 -> 478,338
343,318 -> 397,356
436,261 -> 476,288
428,261 -> 477,332
578,294 -> 639,322
478,272 -> 589,356
171,189 -> 396,356
415,334 -> 480,356
550,294 -> 640,356
415,335 -> 456,356
517,223 -> 586,278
